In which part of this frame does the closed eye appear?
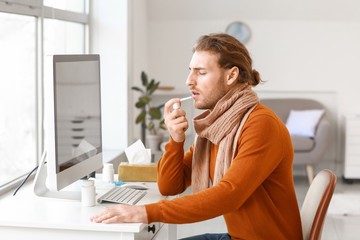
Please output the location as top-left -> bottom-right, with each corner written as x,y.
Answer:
189,67 -> 207,75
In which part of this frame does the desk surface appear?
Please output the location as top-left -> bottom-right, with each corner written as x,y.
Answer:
0,178 -> 167,234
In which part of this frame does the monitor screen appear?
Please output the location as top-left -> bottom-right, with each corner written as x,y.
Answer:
54,55 -> 102,174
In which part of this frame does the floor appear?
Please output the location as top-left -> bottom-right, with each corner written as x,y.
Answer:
177,173 -> 360,239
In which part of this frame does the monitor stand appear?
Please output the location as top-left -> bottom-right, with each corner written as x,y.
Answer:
33,151 -> 81,200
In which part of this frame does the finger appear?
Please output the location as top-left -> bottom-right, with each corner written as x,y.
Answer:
172,109 -> 186,118
171,122 -> 188,133
166,109 -> 186,124
90,212 -> 105,222
171,116 -> 187,125
178,122 -> 189,131
91,212 -> 113,223
165,110 -> 184,128
166,116 -> 187,131
102,216 -> 120,224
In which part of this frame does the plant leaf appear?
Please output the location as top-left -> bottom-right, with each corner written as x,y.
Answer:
147,79 -> 155,92
135,111 -> 146,124
139,95 -> 151,105
149,81 -> 160,94
149,107 -> 162,119
131,86 -> 144,94
141,71 -> 148,87
135,100 -> 146,108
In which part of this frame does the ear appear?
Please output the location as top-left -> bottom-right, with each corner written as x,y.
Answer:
225,66 -> 239,86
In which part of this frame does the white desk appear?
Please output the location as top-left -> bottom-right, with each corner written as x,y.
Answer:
0,179 -> 177,240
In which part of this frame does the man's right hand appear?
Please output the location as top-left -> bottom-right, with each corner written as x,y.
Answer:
164,98 -> 189,142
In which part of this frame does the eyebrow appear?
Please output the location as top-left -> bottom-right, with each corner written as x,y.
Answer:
189,67 -> 207,71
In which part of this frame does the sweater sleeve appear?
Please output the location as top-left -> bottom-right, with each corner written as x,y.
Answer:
145,113 -> 292,224
156,137 -> 194,196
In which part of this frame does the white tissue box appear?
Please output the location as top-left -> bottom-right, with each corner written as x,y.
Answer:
118,163 -> 157,182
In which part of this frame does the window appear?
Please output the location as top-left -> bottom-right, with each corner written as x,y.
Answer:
44,0 -> 86,13
0,12 -> 36,187
44,19 -> 87,87
0,0 -> 89,189
44,19 -> 85,54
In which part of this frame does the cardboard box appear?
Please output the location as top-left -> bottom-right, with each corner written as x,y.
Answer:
118,163 -> 157,182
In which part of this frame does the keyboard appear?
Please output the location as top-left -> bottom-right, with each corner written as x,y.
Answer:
97,186 -> 147,205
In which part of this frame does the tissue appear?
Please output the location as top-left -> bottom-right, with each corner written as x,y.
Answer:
120,139 -> 157,182
124,139 -> 151,164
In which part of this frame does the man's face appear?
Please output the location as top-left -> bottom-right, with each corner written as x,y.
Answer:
186,51 -> 228,110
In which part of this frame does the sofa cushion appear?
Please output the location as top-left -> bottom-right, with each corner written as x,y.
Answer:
291,136 -> 315,151
285,109 -> 325,138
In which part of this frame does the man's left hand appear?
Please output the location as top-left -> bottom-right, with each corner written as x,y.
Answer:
90,205 -> 147,224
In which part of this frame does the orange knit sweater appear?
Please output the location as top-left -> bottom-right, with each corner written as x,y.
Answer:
145,104 -> 303,240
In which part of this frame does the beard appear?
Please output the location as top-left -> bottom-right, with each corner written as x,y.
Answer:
194,80 -> 228,110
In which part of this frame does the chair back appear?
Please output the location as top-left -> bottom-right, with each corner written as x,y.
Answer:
300,169 -> 336,240
260,98 -> 325,123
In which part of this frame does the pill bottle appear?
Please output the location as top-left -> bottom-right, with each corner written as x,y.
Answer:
81,180 -> 96,207
103,163 -> 114,182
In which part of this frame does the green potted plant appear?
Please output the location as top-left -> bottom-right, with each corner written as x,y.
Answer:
132,71 -> 166,152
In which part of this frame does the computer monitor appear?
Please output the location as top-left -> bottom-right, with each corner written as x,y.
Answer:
34,54 -> 103,200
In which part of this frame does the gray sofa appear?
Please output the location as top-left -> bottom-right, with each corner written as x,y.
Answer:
260,98 -> 331,184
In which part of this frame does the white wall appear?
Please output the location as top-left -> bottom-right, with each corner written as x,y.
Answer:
90,0 -> 128,151
125,0 -> 360,170
144,0 -> 360,115
146,17 -> 360,117
127,0 -> 150,145
85,0 -> 360,172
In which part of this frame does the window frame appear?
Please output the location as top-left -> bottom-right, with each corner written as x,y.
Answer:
0,0 -> 90,194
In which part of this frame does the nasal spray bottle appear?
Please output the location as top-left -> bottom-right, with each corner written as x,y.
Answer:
172,96 -> 193,110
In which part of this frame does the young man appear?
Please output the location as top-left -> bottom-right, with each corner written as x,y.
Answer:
91,33 -> 303,240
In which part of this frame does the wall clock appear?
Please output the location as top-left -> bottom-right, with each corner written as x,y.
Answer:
225,21 -> 251,44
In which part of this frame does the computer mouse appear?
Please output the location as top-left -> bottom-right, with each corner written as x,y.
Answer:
121,183 -> 149,190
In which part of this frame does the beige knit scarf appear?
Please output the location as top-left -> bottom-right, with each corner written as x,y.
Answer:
191,84 -> 259,194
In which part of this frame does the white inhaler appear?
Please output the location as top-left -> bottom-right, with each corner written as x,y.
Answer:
172,96 -> 192,110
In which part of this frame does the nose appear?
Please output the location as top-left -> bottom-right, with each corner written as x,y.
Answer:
186,71 -> 195,87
